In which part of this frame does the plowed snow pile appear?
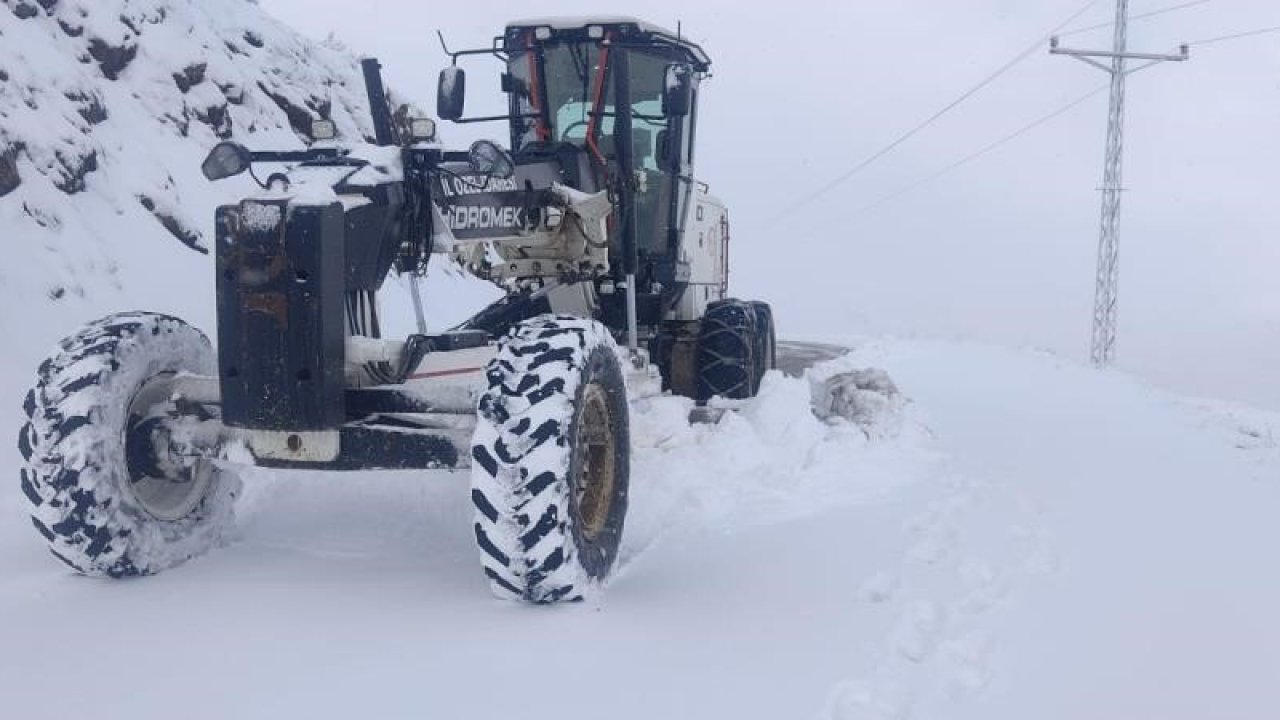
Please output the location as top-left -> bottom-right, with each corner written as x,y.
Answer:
3,338 -> 1277,720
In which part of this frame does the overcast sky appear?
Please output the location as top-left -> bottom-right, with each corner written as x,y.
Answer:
260,0 -> 1280,409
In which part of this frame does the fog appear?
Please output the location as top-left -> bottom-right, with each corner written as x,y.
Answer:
261,0 -> 1280,409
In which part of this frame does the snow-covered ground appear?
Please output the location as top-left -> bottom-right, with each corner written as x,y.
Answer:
5,2 -> 1279,717
2,337 -> 1276,719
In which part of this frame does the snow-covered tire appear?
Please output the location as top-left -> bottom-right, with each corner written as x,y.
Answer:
697,299 -> 759,403
470,315 -> 630,603
18,312 -> 240,577
750,301 -> 776,393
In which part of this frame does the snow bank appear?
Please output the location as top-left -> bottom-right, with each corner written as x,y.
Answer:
624,363 -> 938,563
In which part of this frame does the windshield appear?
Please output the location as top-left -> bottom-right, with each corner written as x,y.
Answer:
508,43 -> 673,171
554,100 -> 665,170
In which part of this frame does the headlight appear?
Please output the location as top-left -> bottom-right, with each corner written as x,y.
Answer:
409,118 -> 437,142
310,120 -> 336,141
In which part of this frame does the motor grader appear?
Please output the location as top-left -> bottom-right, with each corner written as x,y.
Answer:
18,17 -> 774,603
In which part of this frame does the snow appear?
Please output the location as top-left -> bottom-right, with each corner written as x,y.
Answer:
342,142 -> 405,184
4,1 -> 1280,718
239,200 -> 282,231
810,366 -> 904,436
0,0 -> 384,368
278,174 -> 340,206
5,336 -> 1280,719
249,143 -> 405,208
501,16 -> 710,68
506,15 -> 675,36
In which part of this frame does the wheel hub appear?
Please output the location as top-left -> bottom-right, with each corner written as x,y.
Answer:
574,382 -> 616,542
123,373 -> 212,522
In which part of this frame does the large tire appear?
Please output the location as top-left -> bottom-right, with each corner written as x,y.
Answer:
470,315 -> 630,603
18,312 -> 240,577
750,301 -> 776,393
696,299 -> 758,403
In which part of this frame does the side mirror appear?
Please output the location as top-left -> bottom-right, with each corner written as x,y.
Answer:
663,63 -> 693,117
468,140 -> 515,179
438,66 -> 466,122
201,141 -> 252,181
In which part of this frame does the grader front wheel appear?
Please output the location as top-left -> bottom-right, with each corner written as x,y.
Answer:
469,315 -> 631,603
18,312 -> 239,577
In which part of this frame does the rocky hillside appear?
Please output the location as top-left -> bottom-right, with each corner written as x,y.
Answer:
0,0 -> 383,351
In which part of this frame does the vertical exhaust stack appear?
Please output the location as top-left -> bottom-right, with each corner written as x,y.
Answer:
361,58 -> 398,147
359,57 -> 430,334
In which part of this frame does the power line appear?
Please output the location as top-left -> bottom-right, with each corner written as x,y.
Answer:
773,14 -> 1280,236
843,23 -> 1280,219
861,23 -> 1280,214
1057,0 -> 1211,37
1188,25 -> 1280,46
854,84 -> 1109,217
762,0 -> 1100,227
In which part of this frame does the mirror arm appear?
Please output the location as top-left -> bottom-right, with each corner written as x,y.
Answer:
448,112 -> 542,125
449,114 -> 519,125
249,149 -> 344,163
437,30 -> 456,64
246,165 -> 269,190
440,45 -> 510,61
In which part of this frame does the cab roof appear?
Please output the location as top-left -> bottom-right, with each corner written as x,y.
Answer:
503,16 -> 711,71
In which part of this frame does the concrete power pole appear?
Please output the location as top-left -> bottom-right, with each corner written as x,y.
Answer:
1051,0 -> 1188,366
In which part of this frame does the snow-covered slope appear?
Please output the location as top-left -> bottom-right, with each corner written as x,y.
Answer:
0,0 -> 388,417
2,337 -> 1276,719
0,0 -> 502,512
0,1 -> 504,444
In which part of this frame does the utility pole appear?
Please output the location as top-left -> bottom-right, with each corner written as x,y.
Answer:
1051,0 -> 1188,366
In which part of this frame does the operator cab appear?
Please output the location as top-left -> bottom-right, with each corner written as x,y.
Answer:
503,18 -> 709,260
508,18 -> 710,308
439,17 -> 710,264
